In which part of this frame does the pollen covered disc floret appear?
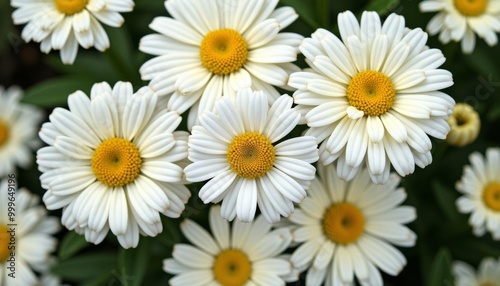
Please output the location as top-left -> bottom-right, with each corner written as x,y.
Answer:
287,164 -> 417,285
227,132 -> 275,179
200,29 -> 248,76
185,88 -> 319,223
289,11 -> 455,184
37,81 -> 191,249
213,249 -> 252,286
163,205 -> 297,286
346,71 -> 396,116
0,121 -> 9,147
91,138 -> 143,187
456,148 -> 500,240
54,0 -> 88,15
139,0 -> 304,130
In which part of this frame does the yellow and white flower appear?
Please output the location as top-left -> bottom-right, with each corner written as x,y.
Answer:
453,257 -> 500,286
184,89 -> 318,223
289,11 -> 455,184
0,86 -> 42,177
456,147 -> 500,239
11,0 -> 134,64
287,164 -> 416,286
446,102 -> 481,147
420,0 -> 500,53
163,205 -> 296,285
139,0 -> 303,129
37,81 -> 190,248
0,179 -> 60,286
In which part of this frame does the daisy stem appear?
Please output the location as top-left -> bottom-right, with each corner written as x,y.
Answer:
316,0 -> 330,27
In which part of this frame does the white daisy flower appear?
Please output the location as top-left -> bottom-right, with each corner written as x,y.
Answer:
163,205 -> 296,286
287,164 -> 417,286
456,147 -> 500,239
419,0 -> 500,53
288,11 -> 455,184
453,257 -> 500,286
0,86 -> 43,177
0,178 -> 60,286
11,0 -> 135,64
37,81 -> 190,248
184,89 -> 319,223
139,0 -> 303,129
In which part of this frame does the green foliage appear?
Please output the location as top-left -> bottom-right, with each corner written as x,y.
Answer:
58,231 -> 90,260
51,253 -> 117,283
21,76 -> 96,107
428,249 -> 454,286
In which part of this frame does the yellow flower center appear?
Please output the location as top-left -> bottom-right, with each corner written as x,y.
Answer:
483,182 -> 500,211
0,225 -> 10,262
200,29 -> 248,75
480,283 -> 496,286
213,249 -> 252,286
227,132 -> 275,179
346,70 -> 396,116
54,0 -> 88,15
322,202 -> 365,245
91,138 -> 142,187
454,0 -> 488,16
0,121 -> 9,147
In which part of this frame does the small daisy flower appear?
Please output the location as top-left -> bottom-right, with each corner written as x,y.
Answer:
11,0 -> 135,64
0,86 -> 42,177
37,81 -> 190,248
0,178 -> 60,286
446,102 -> 481,147
456,147 -> 500,239
420,0 -> 500,53
184,89 -> 319,223
289,11 -> 455,184
288,164 -> 416,286
453,257 -> 500,286
163,205 -> 296,286
139,0 -> 303,129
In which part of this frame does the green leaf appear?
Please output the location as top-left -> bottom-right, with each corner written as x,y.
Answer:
103,25 -> 141,84
45,54 -> 120,83
365,0 -> 400,15
21,76 -> 96,107
431,180 -> 460,223
428,248 -> 454,286
51,253 -> 117,282
58,231 -> 90,260
279,0 -> 320,29
117,238 -> 152,286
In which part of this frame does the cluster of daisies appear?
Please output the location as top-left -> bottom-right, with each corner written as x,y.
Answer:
2,0 -> 499,285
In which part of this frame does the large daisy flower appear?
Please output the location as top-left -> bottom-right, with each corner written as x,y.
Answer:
456,147 -> 500,239
37,81 -> 190,248
288,11 -> 455,184
287,164 -> 416,286
163,205 -> 296,285
184,89 -> 319,223
0,178 -> 60,286
453,257 -> 500,286
11,0 -> 135,64
0,86 -> 42,177
139,0 -> 303,129
419,0 -> 500,53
